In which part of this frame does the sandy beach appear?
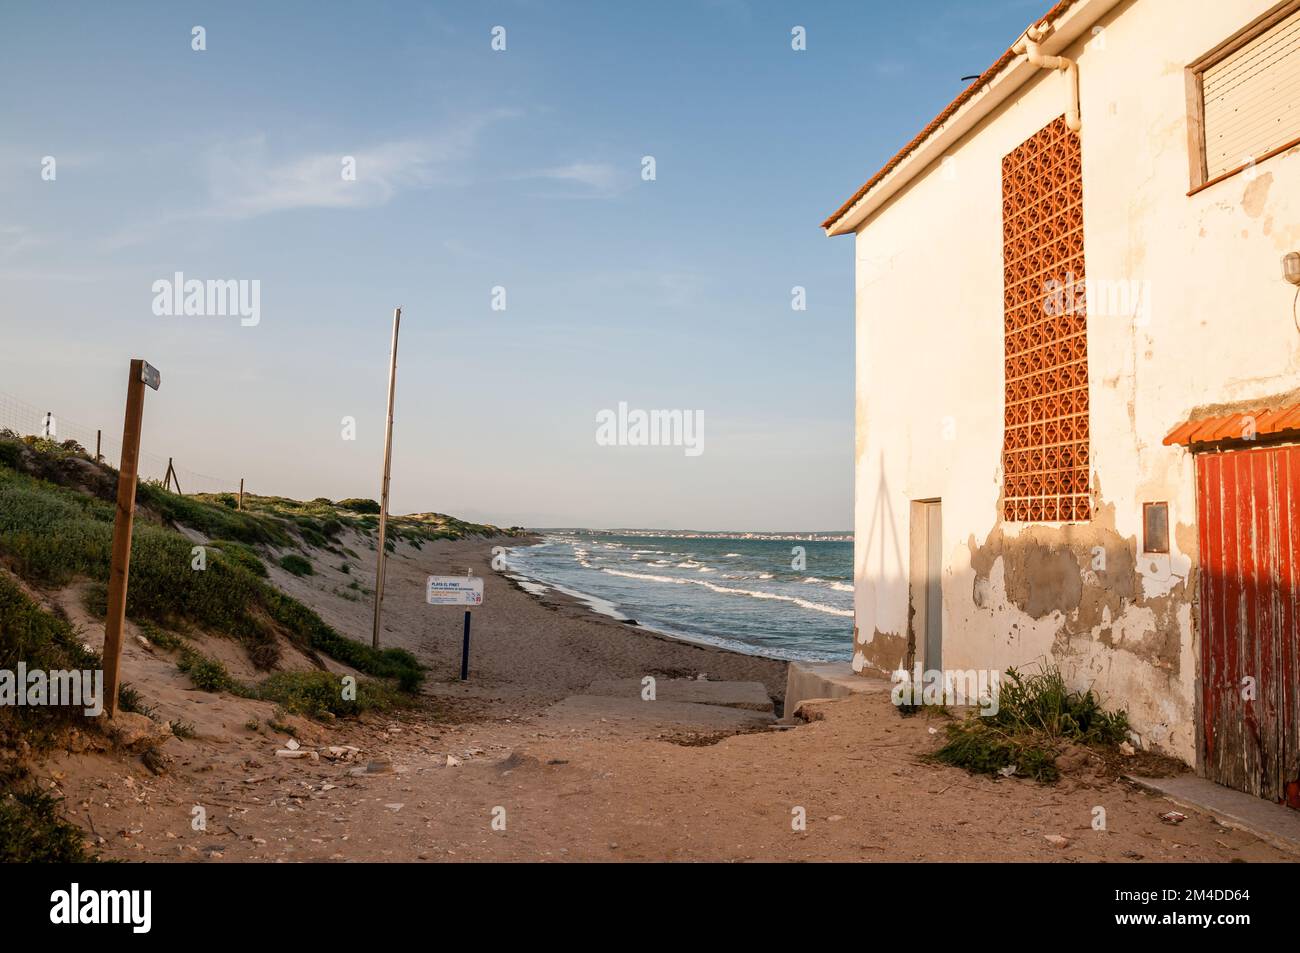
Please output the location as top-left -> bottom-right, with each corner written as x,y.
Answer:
29,532 -> 1294,863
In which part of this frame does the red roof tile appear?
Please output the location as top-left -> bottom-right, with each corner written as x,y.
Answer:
821,0 -> 1082,231
1164,404 -> 1300,447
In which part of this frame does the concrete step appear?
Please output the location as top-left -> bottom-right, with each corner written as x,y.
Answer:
581,677 -> 774,713
784,661 -> 890,721
542,694 -> 775,735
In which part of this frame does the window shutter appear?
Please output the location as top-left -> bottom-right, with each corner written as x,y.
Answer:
1202,7 -> 1300,178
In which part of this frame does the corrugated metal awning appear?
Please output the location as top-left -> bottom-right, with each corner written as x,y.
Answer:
1164,404 -> 1300,447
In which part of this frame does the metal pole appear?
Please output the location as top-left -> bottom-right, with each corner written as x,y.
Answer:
103,360 -> 148,718
371,307 -> 401,649
460,609 -> 471,680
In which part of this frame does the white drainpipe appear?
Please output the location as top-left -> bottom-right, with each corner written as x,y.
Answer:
1014,23 -> 1081,132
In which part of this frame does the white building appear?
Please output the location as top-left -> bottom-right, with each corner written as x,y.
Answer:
824,0 -> 1300,806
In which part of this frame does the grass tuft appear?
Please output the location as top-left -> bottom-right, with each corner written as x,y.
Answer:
278,553 -> 313,576
932,663 -> 1130,784
0,784 -> 93,862
177,649 -> 236,693
255,670 -> 409,719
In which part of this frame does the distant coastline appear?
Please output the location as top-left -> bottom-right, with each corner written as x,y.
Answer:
532,528 -> 854,543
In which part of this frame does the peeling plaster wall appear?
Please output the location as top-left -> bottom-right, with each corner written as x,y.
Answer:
851,0 -> 1300,765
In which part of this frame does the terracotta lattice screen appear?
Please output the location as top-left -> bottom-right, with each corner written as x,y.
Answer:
1001,116 -> 1090,522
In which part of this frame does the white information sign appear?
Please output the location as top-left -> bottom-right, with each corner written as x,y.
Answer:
426,575 -> 484,606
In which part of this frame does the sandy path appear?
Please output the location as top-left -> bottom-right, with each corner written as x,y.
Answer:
265,532 -> 788,708
47,692 -> 1292,863
35,536 -> 1297,862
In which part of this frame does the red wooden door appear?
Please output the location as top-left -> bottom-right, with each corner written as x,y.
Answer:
1197,444 -> 1300,807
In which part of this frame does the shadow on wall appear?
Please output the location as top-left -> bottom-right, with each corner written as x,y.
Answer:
857,452 -> 907,668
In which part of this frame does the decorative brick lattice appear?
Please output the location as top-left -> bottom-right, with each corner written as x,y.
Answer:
1002,116 -> 1090,522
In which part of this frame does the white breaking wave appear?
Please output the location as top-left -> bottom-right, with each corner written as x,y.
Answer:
597,567 -> 853,617
804,577 -> 854,592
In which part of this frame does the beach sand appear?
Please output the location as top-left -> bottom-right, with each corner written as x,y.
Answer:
34,534 -> 1297,863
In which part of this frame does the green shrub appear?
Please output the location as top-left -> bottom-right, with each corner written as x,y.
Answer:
137,483 -> 289,547
932,663 -> 1130,784
254,670 -> 407,718
989,664 -> 1130,744
278,553 -> 313,576
0,786 -> 93,862
0,463 -> 420,692
0,573 -> 101,744
117,684 -> 156,718
337,498 -> 381,514
137,621 -> 185,650
209,539 -> 268,577
260,589 -> 421,688
178,649 -> 234,693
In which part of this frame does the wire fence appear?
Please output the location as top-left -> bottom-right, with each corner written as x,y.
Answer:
0,389 -> 240,496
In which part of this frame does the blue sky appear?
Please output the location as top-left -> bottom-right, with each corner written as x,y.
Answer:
0,0 -> 1047,530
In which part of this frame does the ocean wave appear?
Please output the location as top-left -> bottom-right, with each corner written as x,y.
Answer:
597,567 -> 853,617
803,577 -> 854,592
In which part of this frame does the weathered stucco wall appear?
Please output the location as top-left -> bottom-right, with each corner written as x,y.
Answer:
851,0 -> 1300,764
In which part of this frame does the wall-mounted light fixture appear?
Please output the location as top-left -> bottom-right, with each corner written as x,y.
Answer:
1284,251 -> 1300,286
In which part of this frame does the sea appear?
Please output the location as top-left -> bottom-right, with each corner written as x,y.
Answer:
503,530 -> 853,662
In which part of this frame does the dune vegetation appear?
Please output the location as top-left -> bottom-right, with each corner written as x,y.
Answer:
0,430 -> 517,859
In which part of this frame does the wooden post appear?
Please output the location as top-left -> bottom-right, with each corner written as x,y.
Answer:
95,429 -> 102,463
163,457 -> 182,495
371,308 -> 401,649
238,478 -> 244,511
103,360 -> 152,719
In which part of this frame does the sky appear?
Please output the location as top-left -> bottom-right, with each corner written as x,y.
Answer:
0,0 -> 1050,531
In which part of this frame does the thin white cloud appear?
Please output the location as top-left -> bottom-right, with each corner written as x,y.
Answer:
201,116 -> 512,219
0,224 -> 46,257
103,110 -> 517,248
520,160 -> 625,197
